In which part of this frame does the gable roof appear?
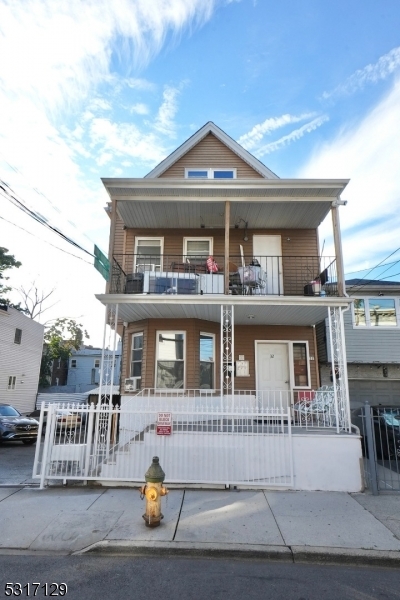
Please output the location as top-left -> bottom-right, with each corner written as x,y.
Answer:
145,121 -> 279,180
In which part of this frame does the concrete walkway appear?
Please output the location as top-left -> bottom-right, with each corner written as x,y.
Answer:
0,486 -> 399,566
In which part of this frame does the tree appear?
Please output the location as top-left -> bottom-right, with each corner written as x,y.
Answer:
39,318 -> 90,388
0,246 -> 22,309
17,282 -> 57,320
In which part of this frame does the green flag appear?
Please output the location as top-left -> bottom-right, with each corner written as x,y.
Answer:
94,245 -> 110,281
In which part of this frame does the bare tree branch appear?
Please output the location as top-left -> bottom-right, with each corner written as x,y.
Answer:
16,282 -> 58,320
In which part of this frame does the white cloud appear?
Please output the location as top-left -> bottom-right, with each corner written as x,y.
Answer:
298,80 -> 400,271
238,112 -> 317,150
254,115 -> 329,157
130,103 -> 150,115
153,85 -> 181,136
322,46 -> 400,100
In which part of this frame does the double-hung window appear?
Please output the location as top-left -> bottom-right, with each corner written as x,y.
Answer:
200,333 -> 215,389
14,328 -> 22,344
185,168 -> 236,179
184,237 -> 213,262
135,238 -> 163,272
353,298 -> 398,327
156,332 -> 185,389
130,333 -> 143,389
8,376 -> 16,390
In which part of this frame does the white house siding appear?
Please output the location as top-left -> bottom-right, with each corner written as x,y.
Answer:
0,307 -> 44,413
66,346 -> 121,393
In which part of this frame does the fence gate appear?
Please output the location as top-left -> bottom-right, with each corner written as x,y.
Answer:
359,403 -> 400,493
33,402 -> 294,489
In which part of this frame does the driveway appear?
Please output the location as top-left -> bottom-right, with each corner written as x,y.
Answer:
0,441 -> 37,485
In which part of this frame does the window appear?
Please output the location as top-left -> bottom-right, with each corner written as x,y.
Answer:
7,376 -> 16,390
134,238 -> 163,272
130,333 -> 143,389
353,298 -> 398,328
156,332 -> 185,389
184,237 -> 213,260
292,343 -> 310,388
71,359 -> 77,368
200,333 -> 215,389
91,369 -> 96,385
185,168 -> 236,179
14,328 -> 22,344
94,359 -> 100,368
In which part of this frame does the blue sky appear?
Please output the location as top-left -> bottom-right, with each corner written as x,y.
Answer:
0,0 -> 400,343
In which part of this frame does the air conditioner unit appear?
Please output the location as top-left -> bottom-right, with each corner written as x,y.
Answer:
124,377 -> 139,392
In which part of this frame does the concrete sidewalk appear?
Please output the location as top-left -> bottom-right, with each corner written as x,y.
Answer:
1,486 -> 400,566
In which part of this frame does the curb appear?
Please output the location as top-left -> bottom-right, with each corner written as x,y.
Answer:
76,540 -> 400,567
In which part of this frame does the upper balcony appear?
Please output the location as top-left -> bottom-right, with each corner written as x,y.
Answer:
109,253 -> 338,297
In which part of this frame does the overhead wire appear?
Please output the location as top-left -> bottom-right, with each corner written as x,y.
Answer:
0,214 -> 93,265
346,247 -> 400,293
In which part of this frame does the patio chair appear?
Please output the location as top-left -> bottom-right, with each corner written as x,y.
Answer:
294,385 -> 336,426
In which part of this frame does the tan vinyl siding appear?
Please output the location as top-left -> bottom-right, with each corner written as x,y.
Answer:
159,133 -> 264,179
121,319 -> 317,393
119,228 -> 319,272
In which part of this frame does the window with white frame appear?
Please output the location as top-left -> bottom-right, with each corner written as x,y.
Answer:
184,237 -> 213,261
71,359 -> 77,368
130,332 -> 143,389
185,168 -> 236,179
7,376 -> 16,390
353,298 -> 398,327
200,333 -> 215,389
94,359 -> 100,368
156,332 -> 185,389
134,238 -> 163,272
14,328 -> 22,344
292,342 -> 310,388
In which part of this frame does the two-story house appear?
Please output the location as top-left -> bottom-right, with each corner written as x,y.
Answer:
66,343 -> 122,394
318,279 -> 400,409
0,305 -> 44,413
95,121 -> 362,492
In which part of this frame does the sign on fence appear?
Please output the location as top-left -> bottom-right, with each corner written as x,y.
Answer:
156,412 -> 172,436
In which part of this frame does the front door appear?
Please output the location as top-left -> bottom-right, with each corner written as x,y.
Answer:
253,235 -> 283,294
256,342 -> 291,409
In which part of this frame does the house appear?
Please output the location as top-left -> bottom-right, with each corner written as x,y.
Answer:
317,279 -> 400,409
0,305 -> 44,413
95,121 -> 361,491
66,343 -> 122,394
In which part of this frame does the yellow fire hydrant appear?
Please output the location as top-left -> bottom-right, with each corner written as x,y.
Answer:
140,456 -> 168,527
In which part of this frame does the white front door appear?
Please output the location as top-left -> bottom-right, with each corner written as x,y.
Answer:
256,342 -> 291,409
253,235 -> 283,294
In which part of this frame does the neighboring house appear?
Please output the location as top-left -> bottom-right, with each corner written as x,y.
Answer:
66,343 -> 121,393
317,279 -> 400,409
0,305 -> 44,413
95,121 -> 361,491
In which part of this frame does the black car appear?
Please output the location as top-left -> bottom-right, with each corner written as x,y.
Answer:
0,404 -> 39,445
351,406 -> 400,460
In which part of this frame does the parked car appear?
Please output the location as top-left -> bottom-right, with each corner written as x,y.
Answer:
27,408 -> 82,435
351,406 -> 400,460
0,404 -> 39,445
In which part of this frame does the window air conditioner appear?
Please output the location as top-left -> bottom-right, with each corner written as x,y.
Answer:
124,377 -> 138,392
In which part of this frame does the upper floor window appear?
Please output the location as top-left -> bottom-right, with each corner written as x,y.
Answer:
185,168 -> 236,179
134,237 -> 163,272
353,298 -> 398,327
14,328 -> 22,344
184,237 -> 213,260
8,376 -> 16,390
94,359 -> 100,368
71,359 -> 77,368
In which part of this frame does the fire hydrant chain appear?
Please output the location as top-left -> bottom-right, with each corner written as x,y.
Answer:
140,457 -> 168,528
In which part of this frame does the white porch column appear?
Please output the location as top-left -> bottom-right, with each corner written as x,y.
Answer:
328,306 -> 351,432
221,305 -> 234,398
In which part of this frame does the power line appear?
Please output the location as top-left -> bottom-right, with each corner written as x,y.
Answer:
345,259 -> 400,276
0,215 -> 93,265
347,247 -> 400,293
0,181 -> 96,259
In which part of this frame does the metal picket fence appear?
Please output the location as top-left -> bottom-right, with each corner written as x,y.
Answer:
354,403 -> 400,493
32,400 -> 294,489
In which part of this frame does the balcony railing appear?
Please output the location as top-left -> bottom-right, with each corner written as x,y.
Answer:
109,254 -> 338,297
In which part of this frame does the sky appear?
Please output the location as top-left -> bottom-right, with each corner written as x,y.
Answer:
1,0 -> 400,346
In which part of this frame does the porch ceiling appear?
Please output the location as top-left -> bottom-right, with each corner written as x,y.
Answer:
102,178 -> 349,229
95,294 -> 352,326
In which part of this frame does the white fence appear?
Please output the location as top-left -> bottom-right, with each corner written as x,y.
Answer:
32,400 -> 294,488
